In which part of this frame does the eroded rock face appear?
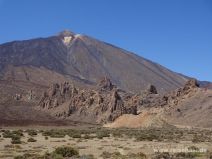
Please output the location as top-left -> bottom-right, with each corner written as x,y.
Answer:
38,78 -> 201,124
135,79 -> 200,111
183,79 -> 199,92
97,76 -> 114,91
39,80 -> 137,123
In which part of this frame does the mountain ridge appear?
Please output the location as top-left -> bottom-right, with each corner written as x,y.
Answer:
0,30 -> 188,93
0,30 -> 211,128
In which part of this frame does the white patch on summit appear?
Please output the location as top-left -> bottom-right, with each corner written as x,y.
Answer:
75,34 -> 82,38
63,36 -> 73,45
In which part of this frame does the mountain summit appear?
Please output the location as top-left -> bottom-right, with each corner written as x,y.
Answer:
58,30 -> 76,37
1,30 -> 212,128
0,30 -> 187,93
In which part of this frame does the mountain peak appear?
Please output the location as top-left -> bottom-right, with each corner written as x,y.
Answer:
58,30 -> 75,37
57,30 -> 77,46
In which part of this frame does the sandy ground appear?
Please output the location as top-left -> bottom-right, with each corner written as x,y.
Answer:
0,132 -> 212,159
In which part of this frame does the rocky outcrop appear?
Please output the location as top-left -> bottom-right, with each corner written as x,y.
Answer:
135,79 -> 200,111
39,80 -> 137,123
105,78 -> 209,128
38,78 -> 203,125
164,79 -> 199,106
97,76 -> 114,91
183,79 -> 199,92
146,84 -> 158,94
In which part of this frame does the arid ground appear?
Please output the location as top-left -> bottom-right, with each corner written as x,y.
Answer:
0,127 -> 212,159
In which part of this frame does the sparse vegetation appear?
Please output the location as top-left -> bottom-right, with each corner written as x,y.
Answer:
0,127 -> 210,159
153,151 -> 206,159
26,129 -> 38,136
96,130 -> 110,139
101,151 -> 147,159
3,130 -> 23,138
14,146 -> 79,159
42,129 -> 66,138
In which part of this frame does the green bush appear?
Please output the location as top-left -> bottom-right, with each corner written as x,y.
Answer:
72,134 -> 81,138
14,156 -> 25,159
27,138 -> 36,142
53,146 -> 79,157
26,130 -> 37,136
11,136 -> 21,144
96,131 -> 110,139
14,146 -> 80,159
153,152 -> 172,159
112,130 -> 123,138
3,130 -> 23,138
84,134 -> 93,139
101,151 -> 147,159
42,130 -> 65,138
3,130 -> 15,138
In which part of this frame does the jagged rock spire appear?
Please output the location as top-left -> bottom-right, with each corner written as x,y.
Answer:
97,76 -> 114,91
183,78 -> 199,90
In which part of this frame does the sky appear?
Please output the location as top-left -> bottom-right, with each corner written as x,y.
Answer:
0,0 -> 211,81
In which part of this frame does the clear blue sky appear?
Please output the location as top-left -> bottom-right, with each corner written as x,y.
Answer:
0,0 -> 211,81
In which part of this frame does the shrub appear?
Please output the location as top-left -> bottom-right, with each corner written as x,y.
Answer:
11,136 -> 21,144
3,130 -> 23,138
176,152 -> 203,158
192,134 -> 204,143
72,133 -> 81,138
14,153 -> 40,159
3,130 -> 14,138
42,130 -> 65,138
44,152 -> 63,159
101,151 -> 147,159
83,134 -> 93,139
14,156 -> 25,159
53,146 -> 79,157
26,130 -> 37,136
27,138 -> 36,142
153,152 -> 172,159
96,131 -> 110,139
80,154 -> 96,159
112,130 -> 123,138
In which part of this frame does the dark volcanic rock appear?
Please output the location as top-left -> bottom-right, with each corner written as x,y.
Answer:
146,84 -> 158,94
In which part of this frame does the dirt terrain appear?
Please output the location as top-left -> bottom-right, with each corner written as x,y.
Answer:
0,127 -> 212,159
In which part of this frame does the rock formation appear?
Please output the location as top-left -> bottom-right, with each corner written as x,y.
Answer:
38,78 -> 201,124
39,79 -> 137,123
97,77 -> 114,91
